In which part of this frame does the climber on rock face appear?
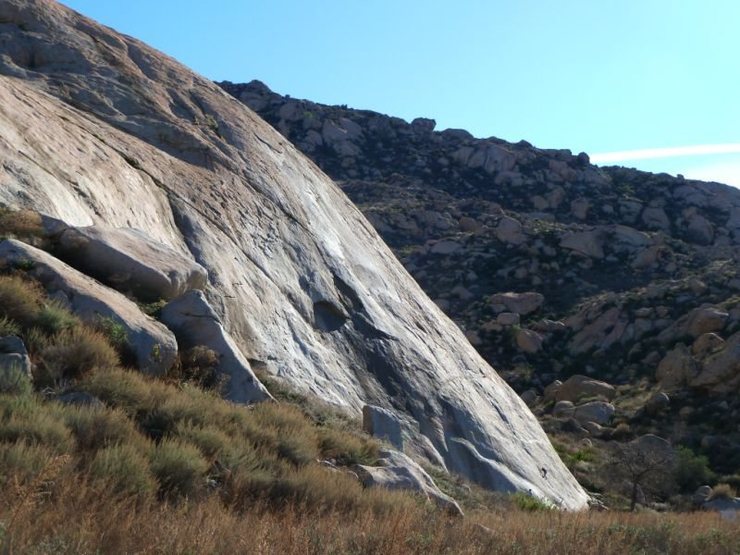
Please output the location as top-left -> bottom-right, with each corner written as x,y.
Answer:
541,467 -> 548,479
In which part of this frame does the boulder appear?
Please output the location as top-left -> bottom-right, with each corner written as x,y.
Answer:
692,333 -> 725,357
545,374 -> 616,403
496,312 -> 520,326
490,292 -> 544,316
362,404 -> 403,450
552,400 -> 575,418
520,389 -> 538,407
686,213 -> 714,245
0,335 -> 32,379
690,332 -> 740,394
57,225 -> 207,301
656,344 -> 697,389
0,240 -> 177,374
611,225 -> 650,251
543,380 -> 562,400
686,307 -> 728,338
495,216 -> 526,245
532,319 -> 567,333
573,401 -> 615,425
693,485 -> 712,505
160,291 -> 271,404
55,391 -> 104,407
410,117 -> 436,133
353,449 -> 463,516
644,392 -> 670,415
459,216 -> 481,233
631,434 -> 674,459
568,307 -> 625,355
430,240 -> 462,255
570,198 -> 590,220
0,335 -> 33,387
641,207 -> 670,231
703,497 -> 740,514
516,329 -> 543,354
582,421 -> 604,436
559,230 -> 604,259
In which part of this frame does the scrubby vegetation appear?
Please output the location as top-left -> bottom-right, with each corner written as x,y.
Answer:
0,266 -> 738,553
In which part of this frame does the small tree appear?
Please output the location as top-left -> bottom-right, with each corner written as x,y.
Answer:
605,435 -> 676,511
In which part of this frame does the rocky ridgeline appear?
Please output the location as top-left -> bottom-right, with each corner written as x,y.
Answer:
221,80 -> 740,476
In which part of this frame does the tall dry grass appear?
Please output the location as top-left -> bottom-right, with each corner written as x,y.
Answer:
0,473 -> 738,554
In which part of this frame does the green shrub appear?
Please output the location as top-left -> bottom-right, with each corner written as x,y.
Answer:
174,422 -> 232,459
94,317 -> 129,351
247,403 -> 319,465
0,316 -> 20,337
62,406 -> 142,452
0,441 -> 56,484
34,301 -> 79,335
0,363 -> 32,396
174,345 -> 220,390
149,439 -> 208,500
0,275 -> 44,326
318,427 -> 378,465
511,492 -> 553,512
0,395 -> 74,452
40,327 -> 119,380
22,326 -> 52,356
90,444 -> 156,498
78,366 -> 156,414
674,447 -> 715,492
138,299 -> 167,317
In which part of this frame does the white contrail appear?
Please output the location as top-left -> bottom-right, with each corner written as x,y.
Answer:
591,143 -> 740,164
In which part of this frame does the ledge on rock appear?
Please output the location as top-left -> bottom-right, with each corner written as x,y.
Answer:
57,225 -> 207,302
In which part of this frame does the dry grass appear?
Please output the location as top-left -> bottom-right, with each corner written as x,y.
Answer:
39,327 -> 120,381
0,208 -> 45,245
0,275 -> 45,327
0,476 -> 738,554
709,483 -> 738,501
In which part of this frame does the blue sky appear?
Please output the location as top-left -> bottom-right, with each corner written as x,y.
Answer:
62,1 -> 740,187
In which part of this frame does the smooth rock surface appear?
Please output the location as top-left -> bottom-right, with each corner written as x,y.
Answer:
0,0 -> 588,510
0,240 -> 177,374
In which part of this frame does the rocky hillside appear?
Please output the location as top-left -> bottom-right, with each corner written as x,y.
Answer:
221,80 -> 740,481
0,0 -> 588,509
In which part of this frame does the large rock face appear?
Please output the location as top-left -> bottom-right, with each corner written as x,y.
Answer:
0,0 -> 588,508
